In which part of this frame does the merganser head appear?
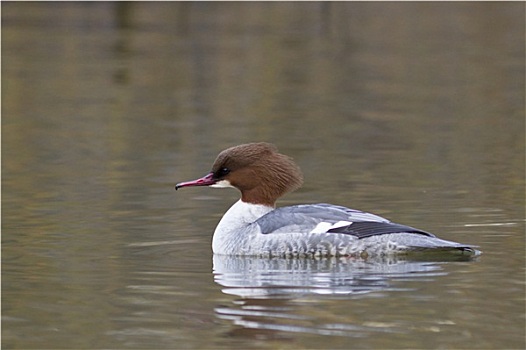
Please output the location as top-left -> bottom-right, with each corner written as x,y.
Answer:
175,142 -> 303,206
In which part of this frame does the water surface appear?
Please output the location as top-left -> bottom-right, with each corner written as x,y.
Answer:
2,2 -> 525,349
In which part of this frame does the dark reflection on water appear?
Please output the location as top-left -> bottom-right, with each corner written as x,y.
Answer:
2,1 -> 525,349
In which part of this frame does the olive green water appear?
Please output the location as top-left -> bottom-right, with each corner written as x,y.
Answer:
2,2 -> 525,349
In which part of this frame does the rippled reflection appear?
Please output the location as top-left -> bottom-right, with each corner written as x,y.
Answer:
213,254 -> 472,338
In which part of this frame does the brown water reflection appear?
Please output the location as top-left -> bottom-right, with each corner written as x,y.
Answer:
2,2 -> 524,349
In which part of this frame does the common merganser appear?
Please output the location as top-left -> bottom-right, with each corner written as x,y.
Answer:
175,142 -> 479,257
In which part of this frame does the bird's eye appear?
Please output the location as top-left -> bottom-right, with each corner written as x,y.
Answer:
216,167 -> 230,177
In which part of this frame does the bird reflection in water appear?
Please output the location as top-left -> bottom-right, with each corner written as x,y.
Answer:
212,254 -> 476,340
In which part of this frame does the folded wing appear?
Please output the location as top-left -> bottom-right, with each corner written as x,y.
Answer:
256,203 -> 434,238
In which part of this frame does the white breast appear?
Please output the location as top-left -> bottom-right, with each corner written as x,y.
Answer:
212,200 -> 273,254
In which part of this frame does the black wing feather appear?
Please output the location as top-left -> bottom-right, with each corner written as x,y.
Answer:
327,222 -> 436,239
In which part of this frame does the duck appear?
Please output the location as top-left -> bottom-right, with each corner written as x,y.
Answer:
175,142 -> 479,258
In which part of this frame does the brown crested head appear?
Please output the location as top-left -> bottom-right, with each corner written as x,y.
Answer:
210,142 -> 303,206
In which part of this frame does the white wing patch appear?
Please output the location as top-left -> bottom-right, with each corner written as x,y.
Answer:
310,220 -> 353,234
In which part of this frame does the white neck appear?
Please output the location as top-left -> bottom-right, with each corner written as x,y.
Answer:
212,200 -> 273,254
